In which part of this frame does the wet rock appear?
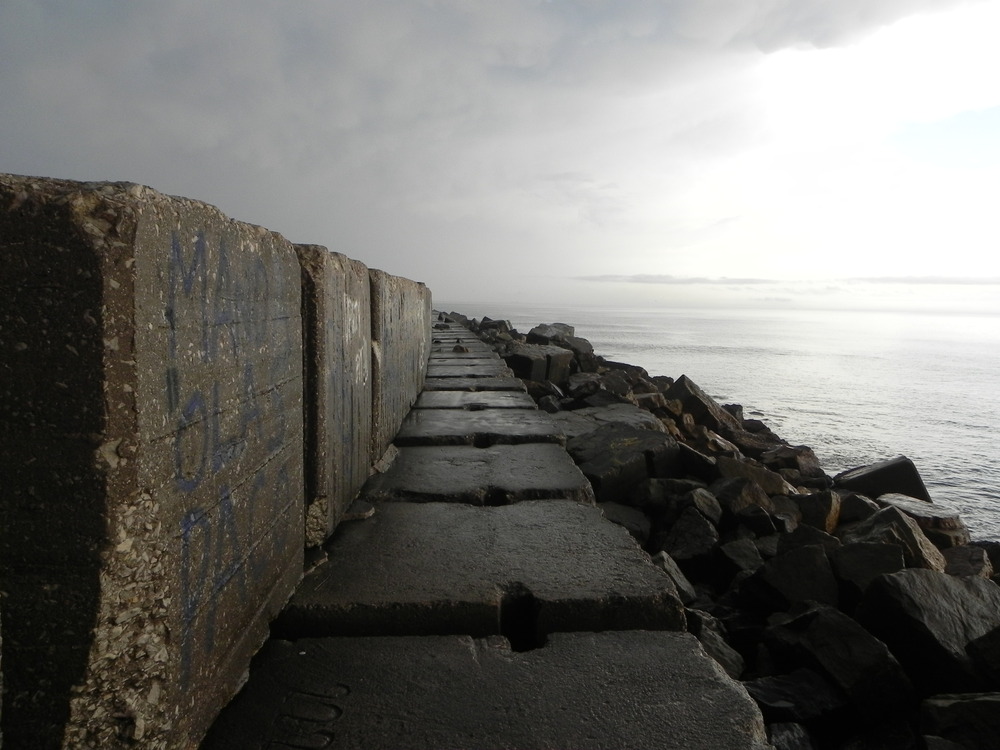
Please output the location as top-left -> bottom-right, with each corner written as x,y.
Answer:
856,569 -> 1000,694
837,492 -> 881,525
566,424 -> 682,502
744,668 -> 847,723
942,545 -> 994,579
795,490 -> 841,534
876,493 -> 970,549
834,455 -> 932,503
763,604 -> 914,719
761,445 -> 826,480
711,477 -> 776,524
687,608 -> 745,679
921,692 -> 1000,750
839,507 -> 946,572
716,455 -> 798,496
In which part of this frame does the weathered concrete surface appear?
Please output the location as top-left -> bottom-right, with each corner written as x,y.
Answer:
296,245 -> 371,547
203,631 -> 771,750
276,500 -> 685,638
547,402 -> 668,438
426,361 -> 515,378
394,408 -> 566,447
0,175 -> 304,748
362,444 -> 595,504
413,390 -> 536,409
422,376 -> 527,391
369,268 -> 431,461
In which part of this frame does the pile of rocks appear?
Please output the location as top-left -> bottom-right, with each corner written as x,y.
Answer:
446,312 -> 1000,750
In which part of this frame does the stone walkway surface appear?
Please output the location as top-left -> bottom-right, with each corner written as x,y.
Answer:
203,317 -> 771,750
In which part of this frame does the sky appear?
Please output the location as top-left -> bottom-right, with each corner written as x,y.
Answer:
3,0 -> 999,312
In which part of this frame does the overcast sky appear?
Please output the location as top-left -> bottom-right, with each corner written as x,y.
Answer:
3,0 -> 999,311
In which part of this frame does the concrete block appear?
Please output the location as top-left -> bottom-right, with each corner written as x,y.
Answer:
203,632 -> 770,750
369,269 -> 431,462
394,408 -> 566,447
296,246 -> 372,547
421,376 -> 526,391
413,391 -> 536,409
362,444 -> 595,505
425,361 -> 514,378
0,175 -> 304,749
277,500 -> 685,638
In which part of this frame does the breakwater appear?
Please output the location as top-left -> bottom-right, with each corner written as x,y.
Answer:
0,174 -> 430,749
446,310 -> 1000,750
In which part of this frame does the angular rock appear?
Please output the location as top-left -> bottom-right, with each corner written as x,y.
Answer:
794,490 -> 841,533
566,423 -> 682,502
856,568 -> 1000,694
660,506 -> 720,565
546,403 -> 667,439
598,501 -> 651,544
687,608 -> 745,679
777,525 -> 841,556
711,477 -> 776,524
876,493 -> 971,549
741,545 -> 839,611
744,668 -> 847,722
943,545 -> 994,579
716,455 -> 798,496
664,375 -> 744,436
921,692 -> 1000,750
720,538 -> 766,578
763,604 -> 914,719
767,722 -> 819,750
830,542 -> 906,605
967,626 -> 1000,685
526,322 -> 575,342
840,506 -> 947,572
761,445 -> 826,479
837,491 -> 881,524
651,551 -> 697,604
834,455 -> 933,503
502,342 -> 574,385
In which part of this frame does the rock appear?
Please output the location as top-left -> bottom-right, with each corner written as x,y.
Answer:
744,668 -> 847,722
651,551 -> 697,605
710,477 -> 776,525
921,693 -> 1000,750
716,455 -> 799,496
660,506 -> 720,566
664,375 -> 743,436
598,502 -> 651,544
526,322 -> 575,343
794,490 -> 841,533
741,545 -> 839,611
922,736 -> 973,750
678,442 -> 718,483
566,424 -> 682,502
546,403 -> 667,440
830,542 -> 906,607
628,478 -> 707,517
503,342 -> 574,385
767,722 -> 819,750
967,626 -> 1000,686
837,492 -> 881,524
856,569 -> 1000,694
763,604 -> 914,719
565,372 -> 602,397
943,545 -> 994,579
876,493 -> 971,549
761,445 -> 826,479
839,507 -> 946,572
687,608 -> 745,679
720,538 -> 766,579
777,525 -> 841,556
834,455 -> 932,503
735,504 -> 778,536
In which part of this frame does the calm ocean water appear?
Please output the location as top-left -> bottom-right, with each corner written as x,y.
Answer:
440,303 -> 1000,541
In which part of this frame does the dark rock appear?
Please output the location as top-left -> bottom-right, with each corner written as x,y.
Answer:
628,478 -> 708,517
677,442 -> 718,483
580,389 -> 632,408
716,455 -> 798,496
660,506 -> 720,565
711,477 -> 776,525
922,736 -> 973,750
687,608 -> 745,679
771,495 -> 803,533
754,534 -> 781,560
744,668 -> 847,722
830,542 -> 906,607
651,551 -> 697,605
664,375 -> 743,436
834,455 -> 932,503
601,359 -> 651,384
598,370 -> 633,398
741,545 -> 839,611
537,395 -> 561,413
720,538 -> 766,578
566,424 -> 682,502
735,504 -> 778,536
839,507 -> 946,572
547,403 -> 667,439
503,342 -> 574,385
761,445 -> 826,479
967,626 -> 1000,686
598,502 -> 650,544
837,492 -> 881,525
856,569 -> 1000,694
876,493 -> 970,549
763,604 -> 914,719
795,490 -> 842,534
921,692 -> 1000,750
777,525 -> 841,556
767,722 -> 819,750
526,322 -> 575,343
943,545 -> 994,579
566,372 -> 602,398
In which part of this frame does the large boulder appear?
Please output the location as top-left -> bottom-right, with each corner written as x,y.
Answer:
716,456 -> 798,497
839,507 -> 946,572
793,491 -> 841,534
763,604 -> 914,719
502,342 -> 574,385
876,494 -> 970,549
740,545 -> 839,611
664,375 -> 743,436
856,569 -> 1000,694
834,455 -> 932,503
566,424 -> 682,502
830,542 -> 906,608
921,693 -> 1000,750
710,477 -> 775,526
743,668 -> 847,723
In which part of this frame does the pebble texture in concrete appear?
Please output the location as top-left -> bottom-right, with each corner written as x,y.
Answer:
275,500 -> 685,638
362,444 -> 596,504
202,631 -> 771,750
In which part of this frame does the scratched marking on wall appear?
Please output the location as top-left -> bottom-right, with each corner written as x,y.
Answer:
165,229 -> 297,684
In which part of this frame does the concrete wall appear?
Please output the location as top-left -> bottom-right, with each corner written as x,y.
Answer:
0,174 -> 431,749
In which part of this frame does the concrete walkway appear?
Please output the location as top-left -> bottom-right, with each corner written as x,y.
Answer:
202,317 -> 771,749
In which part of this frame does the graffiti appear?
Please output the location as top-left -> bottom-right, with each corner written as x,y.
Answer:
165,229 -> 297,684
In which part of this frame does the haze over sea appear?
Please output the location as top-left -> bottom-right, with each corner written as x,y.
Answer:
440,300 -> 1000,542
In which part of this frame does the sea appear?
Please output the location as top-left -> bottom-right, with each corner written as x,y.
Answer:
438,302 -> 1000,541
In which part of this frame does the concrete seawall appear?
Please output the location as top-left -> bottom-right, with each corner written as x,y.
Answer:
0,174 -> 430,749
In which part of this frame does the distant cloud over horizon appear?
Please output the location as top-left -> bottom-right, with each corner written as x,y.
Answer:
580,274 -> 1000,286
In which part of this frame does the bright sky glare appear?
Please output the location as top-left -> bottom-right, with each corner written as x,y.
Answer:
2,0 -> 998,311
